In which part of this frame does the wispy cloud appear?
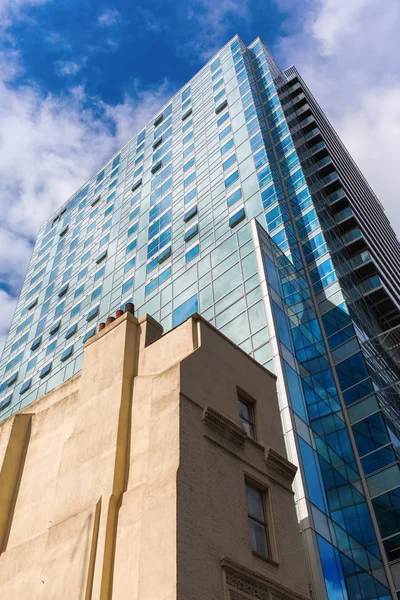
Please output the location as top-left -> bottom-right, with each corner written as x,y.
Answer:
56,60 -> 85,76
185,0 -> 250,60
97,7 -> 121,27
0,47 -> 174,354
275,0 -> 400,235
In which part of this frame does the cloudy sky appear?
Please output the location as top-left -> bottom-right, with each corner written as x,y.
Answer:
0,0 -> 399,353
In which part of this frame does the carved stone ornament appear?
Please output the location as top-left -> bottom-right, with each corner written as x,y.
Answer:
265,447 -> 297,483
221,557 -> 309,600
203,405 -> 247,445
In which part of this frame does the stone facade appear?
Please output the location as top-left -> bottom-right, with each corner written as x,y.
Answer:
0,311 -> 310,599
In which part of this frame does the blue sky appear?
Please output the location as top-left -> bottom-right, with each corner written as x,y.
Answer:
1,0 -> 400,351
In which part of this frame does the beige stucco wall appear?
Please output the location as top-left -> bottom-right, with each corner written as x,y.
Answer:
0,312 -> 309,600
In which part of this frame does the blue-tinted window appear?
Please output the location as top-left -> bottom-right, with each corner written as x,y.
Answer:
184,172 -> 196,188
122,277 -> 134,296
221,138 -> 234,154
184,205 -> 197,222
83,327 -> 96,343
126,240 -> 137,255
362,446 -> 396,475
184,143 -> 194,158
225,169 -> 239,189
184,188 -> 196,204
217,112 -> 229,128
223,154 -> 236,171
273,302 -> 293,352
124,257 -> 136,273
229,208 -> 245,228
86,306 -> 99,322
94,267 -> 105,282
184,224 -> 198,242
40,363 -> 52,378
31,336 -> 42,351
96,249 -> 107,264
20,379 -> 32,394
335,352 -> 369,391
91,286 -> 102,301
172,294 -> 198,328
61,345 -> 73,362
65,323 -> 77,339
71,303 -> 81,318
353,412 -> 390,456
74,284 -> 85,299
210,57 -> 220,72
317,535 -> 348,600
219,125 -> 231,140
0,394 -> 12,411
185,244 -> 199,263
182,86 -> 191,101
372,488 -> 400,538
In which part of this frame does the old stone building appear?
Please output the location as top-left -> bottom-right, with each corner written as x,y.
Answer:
0,309 -> 309,600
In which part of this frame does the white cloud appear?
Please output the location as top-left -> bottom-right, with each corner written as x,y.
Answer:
97,7 -> 120,27
276,0 -> 400,236
0,50 -> 174,355
56,60 -> 84,76
186,0 -> 250,60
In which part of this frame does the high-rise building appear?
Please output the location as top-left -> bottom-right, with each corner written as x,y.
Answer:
0,309 -> 310,600
0,33 -> 399,599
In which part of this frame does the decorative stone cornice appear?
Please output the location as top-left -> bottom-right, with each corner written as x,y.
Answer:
220,557 -> 309,600
265,448 -> 297,483
203,405 -> 247,445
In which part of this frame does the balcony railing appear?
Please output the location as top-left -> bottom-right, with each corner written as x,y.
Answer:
341,227 -> 363,246
349,250 -> 372,270
358,275 -> 383,296
335,207 -> 354,224
327,189 -> 346,205
304,127 -> 320,141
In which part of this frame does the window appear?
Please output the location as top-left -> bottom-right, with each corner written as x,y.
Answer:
184,205 -> 197,222
96,249 -> 107,264
215,99 -> 228,113
20,379 -> 32,394
246,484 -> 270,557
0,394 -> 12,411
86,306 -> 99,322
184,224 -> 198,242
229,208 -> 245,228
31,336 -> 42,351
225,169 -> 239,189
83,327 -> 96,343
61,345 -> 73,362
40,363 -> 52,379
49,321 -> 61,335
172,294 -> 198,327
131,179 -> 142,192
65,323 -> 77,339
185,244 -> 199,263
239,396 -> 255,439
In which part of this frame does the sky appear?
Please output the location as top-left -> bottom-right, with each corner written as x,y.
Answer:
0,0 -> 399,353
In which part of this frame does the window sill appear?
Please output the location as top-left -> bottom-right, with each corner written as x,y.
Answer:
252,551 -> 279,567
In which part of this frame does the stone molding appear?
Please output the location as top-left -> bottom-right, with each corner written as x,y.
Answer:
203,405 -> 247,445
220,557 -> 309,600
265,448 -> 297,483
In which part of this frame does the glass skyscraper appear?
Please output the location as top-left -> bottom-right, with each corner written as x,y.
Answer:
1,34 -> 400,599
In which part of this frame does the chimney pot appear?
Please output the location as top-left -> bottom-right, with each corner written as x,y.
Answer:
125,303 -> 135,315
106,316 -> 115,326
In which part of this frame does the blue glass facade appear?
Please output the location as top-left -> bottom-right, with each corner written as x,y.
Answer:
1,35 -> 400,598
